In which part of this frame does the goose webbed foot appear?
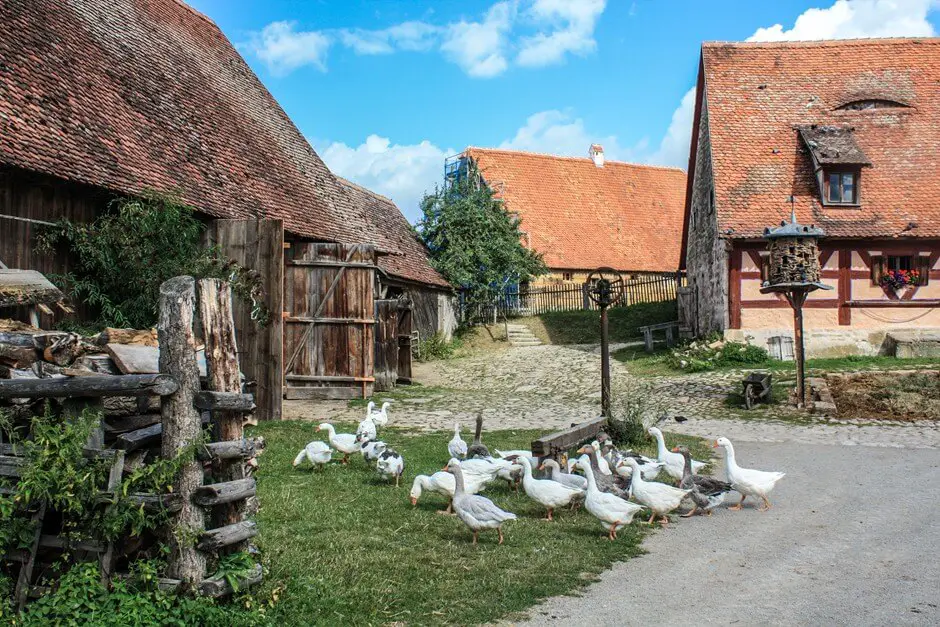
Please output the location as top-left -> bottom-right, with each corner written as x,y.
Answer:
680,508 -> 697,518
729,495 -> 746,511
758,497 -> 772,512
472,531 -> 479,545
497,528 -> 505,545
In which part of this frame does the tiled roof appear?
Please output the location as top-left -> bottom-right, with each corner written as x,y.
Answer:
697,38 -> 940,240
337,179 -> 450,289
465,148 -> 687,273
798,126 -> 870,166
0,0 -> 375,246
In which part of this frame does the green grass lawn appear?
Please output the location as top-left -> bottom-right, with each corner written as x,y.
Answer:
246,421 -> 710,625
515,301 -> 677,345
614,347 -> 940,378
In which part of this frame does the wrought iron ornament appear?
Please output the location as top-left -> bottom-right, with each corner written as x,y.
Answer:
586,268 -> 624,308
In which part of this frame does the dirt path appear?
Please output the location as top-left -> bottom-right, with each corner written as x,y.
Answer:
515,441 -> 940,626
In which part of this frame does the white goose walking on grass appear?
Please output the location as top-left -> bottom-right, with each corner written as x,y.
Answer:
575,455 -> 643,540
448,423 -> 468,459
292,441 -> 331,469
515,457 -> 582,521
410,472 -> 457,513
623,457 -> 691,525
714,437 -> 785,511
317,423 -> 359,464
649,426 -> 707,480
368,401 -> 391,427
445,458 -> 516,545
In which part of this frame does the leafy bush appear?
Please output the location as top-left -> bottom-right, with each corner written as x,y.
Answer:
36,192 -> 270,329
415,332 -> 462,362
17,562 -> 267,626
668,339 -> 769,373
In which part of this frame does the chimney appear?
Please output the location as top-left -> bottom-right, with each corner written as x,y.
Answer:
589,144 -> 605,168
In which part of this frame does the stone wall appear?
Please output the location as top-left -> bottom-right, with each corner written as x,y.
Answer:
683,95 -> 729,336
725,326 -> 935,357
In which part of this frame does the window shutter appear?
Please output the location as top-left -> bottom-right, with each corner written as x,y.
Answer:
917,255 -> 931,286
870,255 -> 884,285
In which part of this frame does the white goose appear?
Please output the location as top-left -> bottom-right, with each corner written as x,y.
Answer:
448,423 -> 468,459
369,401 -> 391,427
623,457 -> 691,525
410,472 -> 457,513
317,423 -> 359,464
539,458 -> 588,491
446,458 -> 516,545
613,457 -> 665,481
575,455 -> 643,540
292,441 -> 331,469
356,415 -> 377,444
590,441 -> 612,475
714,437 -> 785,511
515,457 -> 582,521
649,426 -> 707,480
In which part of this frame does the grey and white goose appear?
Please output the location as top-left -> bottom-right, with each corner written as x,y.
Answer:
466,413 -> 490,459
576,444 -> 630,498
673,445 -> 732,516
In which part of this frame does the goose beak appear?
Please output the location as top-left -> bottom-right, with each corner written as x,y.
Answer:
712,441 -> 719,448
537,464 -> 545,471
441,465 -> 448,471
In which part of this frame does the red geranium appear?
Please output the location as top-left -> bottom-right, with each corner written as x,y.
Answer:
880,269 -> 921,290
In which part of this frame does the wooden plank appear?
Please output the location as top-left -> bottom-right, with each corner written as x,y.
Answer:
205,219 -> 284,422
39,535 -> 104,553
729,249 -> 742,329
284,386 -> 361,400
103,413 -> 162,434
286,260 -> 376,269
15,503 -> 45,612
106,343 -> 208,377
197,438 -> 264,461
196,521 -> 257,551
531,416 -> 607,457
286,317 -> 376,324
191,478 -> 256,507
115,423 -> 162,452
0,269 -> 64,308
285,375 -> 375,383
838,249 -> 852,325
193,391 -> 255,412
0,374 -> 178,399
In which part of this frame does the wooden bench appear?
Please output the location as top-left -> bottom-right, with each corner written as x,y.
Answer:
638,321 -> 680,353
531,416 -> 607,457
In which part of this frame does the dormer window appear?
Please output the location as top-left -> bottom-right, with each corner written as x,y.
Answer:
836,99 -> 910,111
825,170 -> 858,204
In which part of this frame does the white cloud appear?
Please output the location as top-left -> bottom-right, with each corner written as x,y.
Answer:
748,0 -> 937,42
517,0 -> 606,67
246,0 -> 607,78
441,1 -> 515,78
645,0 -> 939,167
499,109 -> 638,159
246,21 -> 331,75
320,135 -> 452,223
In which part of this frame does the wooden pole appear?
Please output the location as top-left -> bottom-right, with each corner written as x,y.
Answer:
198,279 -> 247,548
600,305 -> 611,418
159,276 -> 206,586
789,288 -> 808,409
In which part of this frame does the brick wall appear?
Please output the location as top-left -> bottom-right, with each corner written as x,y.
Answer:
684,97 -> 729,336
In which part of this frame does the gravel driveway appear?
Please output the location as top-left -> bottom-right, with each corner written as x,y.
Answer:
516,440 -> 940,626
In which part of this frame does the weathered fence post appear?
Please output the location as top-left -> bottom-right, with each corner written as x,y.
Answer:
159,276 -> 206,585
197,279 -> 247,548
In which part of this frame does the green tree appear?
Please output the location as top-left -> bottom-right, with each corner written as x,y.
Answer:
418,163 -> 546,310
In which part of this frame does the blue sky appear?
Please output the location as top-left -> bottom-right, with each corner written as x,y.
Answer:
187,0 -> 939,221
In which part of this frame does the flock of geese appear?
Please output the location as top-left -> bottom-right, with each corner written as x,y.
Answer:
294,407 -> 786,545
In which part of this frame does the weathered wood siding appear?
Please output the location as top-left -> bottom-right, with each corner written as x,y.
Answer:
283,242 -> 375,399
204,220 -> 284,421
409,287 -> 456,341
373,299 -> 398,391
396,301 -> 413,384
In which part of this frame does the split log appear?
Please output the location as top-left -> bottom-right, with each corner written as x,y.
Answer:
159,276 -> 206,585
198,278 -> 247,546
193,391 -> 255,412
97,327 -> 158,347
0,374 -> 178,399
127,493 -> 183,514
197,438 -> 264,461
115,423 -> 162,452
200,563 -> 263,598
103,413 -> 162,434
192,478 -> 256,507
196,520 -> 257,552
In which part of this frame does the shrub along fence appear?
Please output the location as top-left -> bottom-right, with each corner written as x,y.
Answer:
461,273 -> 685,322
0,276 -> 262,612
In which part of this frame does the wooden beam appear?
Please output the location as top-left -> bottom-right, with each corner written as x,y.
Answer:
285,375 -> 375,383
729,248 -> 742,329
531,416 -> 607,457
103,413 -> 162,434
0,374 -> 178,399
838,249 -> 851,325
192,478 -> 256,507
158,276 -> 206,585
740,299 -> 840,309
286,260 -> 376,269
197,438 -> 264,461
193,391 -> 255,412
285,317 -> 376,325
158,563 -> 263,598
196,520 -> 257,551
846,299 -> 940,308
114,423 -> 162,452
284,386 -> 362,400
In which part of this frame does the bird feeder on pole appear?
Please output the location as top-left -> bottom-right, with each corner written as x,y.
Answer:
586,268 -> 624,418
759,202 -> 831,408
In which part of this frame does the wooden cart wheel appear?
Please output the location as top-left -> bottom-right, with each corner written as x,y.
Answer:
744,384 -> 759,410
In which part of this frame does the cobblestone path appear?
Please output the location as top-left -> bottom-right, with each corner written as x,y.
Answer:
283,344 -> 940,449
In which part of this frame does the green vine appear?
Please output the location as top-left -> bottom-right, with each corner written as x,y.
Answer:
36,191 -> 272,330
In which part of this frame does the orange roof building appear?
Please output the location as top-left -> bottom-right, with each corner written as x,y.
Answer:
460,147 -> 687,283
682,38 -> 940,356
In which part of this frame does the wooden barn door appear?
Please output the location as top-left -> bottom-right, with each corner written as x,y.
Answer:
204,219 -> 284,421
373,299 -> 399,391
283,243 -> 376,399
397,300 -> 413,384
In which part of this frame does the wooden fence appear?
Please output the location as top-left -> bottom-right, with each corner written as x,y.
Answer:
461,273 -> 686,322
